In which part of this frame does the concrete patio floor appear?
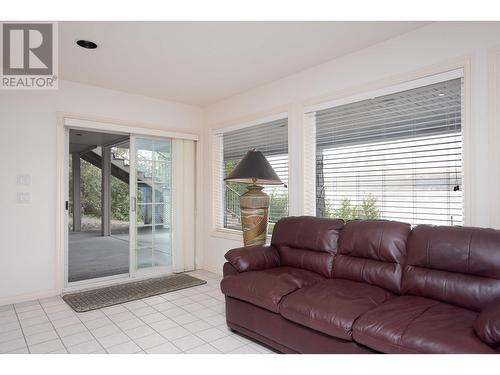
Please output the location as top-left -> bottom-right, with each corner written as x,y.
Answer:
68,227 -> 172,282
68,231 -> 129,282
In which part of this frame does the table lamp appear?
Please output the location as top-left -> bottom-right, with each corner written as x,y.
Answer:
224,149 -> 283,246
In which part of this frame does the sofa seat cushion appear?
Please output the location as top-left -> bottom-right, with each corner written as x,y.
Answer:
353,296 -> 496,353
279,279 -> 394,341
220,267 -> 324,313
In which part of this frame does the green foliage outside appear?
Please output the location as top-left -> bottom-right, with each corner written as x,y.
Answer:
269,191 -> 288,222
224,159 -> 247,195
76,159 -> 129,222
323,199 -> 334,218
80,159 -> 101,218
358,196 -> 380,220
268,191 -> 288,234
329,196 -> 380,221
111,176 -> 129,221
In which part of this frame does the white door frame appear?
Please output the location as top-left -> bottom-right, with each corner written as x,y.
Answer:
56,113 -> 198,293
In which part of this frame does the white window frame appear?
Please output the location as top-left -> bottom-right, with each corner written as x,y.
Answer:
302,68 -> 470,225
210,112 -> 289,241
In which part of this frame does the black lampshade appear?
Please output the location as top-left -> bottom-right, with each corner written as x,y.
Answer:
224,149 -> 283,185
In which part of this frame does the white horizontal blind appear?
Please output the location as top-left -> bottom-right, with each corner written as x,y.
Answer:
216,118 -> 288,232
212,134 -> 225,230
308,77 -> 463,226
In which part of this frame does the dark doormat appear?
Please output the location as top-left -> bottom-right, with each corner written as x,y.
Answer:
62,273 -> 206,312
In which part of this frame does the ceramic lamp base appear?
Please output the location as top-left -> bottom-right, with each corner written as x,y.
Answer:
239,185 -> 269,246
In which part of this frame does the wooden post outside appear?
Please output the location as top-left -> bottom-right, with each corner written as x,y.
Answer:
101,147 -> 112,236
72,153 -> 81,232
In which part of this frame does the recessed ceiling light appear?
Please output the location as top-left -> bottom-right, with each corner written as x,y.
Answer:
76,40 -> 98,49
438,93 -> 445,97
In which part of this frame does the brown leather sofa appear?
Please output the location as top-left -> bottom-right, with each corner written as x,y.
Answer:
220,216 -> 500,354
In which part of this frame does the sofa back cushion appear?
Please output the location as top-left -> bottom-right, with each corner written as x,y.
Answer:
271,216 -> 344,277
403,225 -> 500,311
335,220 -> 411,293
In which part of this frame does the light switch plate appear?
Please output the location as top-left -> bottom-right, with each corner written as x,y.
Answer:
16,192 -> 31,204
16,174 -> 31,186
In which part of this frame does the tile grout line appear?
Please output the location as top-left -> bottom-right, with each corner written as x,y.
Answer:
38,299 -> 71,354
84,297 -> 181,353
126,302 -> 185,353
74,311 -> 117,354
13,304 -> 31,354
73,305 -> 147,354
90,300 -> 182,353
104,318 -> 147,354
121,290 -> 221,353
135,294 -> 228,353
78,305 -> 162,353
45,300 -> 107,354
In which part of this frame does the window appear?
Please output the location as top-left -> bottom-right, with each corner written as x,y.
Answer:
306,73 -> 463,226
213,116 -> 288,233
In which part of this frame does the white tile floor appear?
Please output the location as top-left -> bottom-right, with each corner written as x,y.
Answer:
0,270 -> 273,354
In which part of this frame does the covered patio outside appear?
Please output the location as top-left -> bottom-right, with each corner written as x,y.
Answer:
68,129 -> 131,282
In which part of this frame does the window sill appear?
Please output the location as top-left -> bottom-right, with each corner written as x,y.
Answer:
210,228 -> 243,242
210,228 -> 271,243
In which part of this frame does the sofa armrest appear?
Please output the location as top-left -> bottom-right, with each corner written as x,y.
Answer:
224,244 -> 280,273
474,299 -> 500,346
223,262 -> 240,277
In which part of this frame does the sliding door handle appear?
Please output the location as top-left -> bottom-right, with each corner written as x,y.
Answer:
131,196 -> 136,212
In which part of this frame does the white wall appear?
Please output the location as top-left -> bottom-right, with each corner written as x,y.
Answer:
0,80 -> 203,305
201,22 -> 500,275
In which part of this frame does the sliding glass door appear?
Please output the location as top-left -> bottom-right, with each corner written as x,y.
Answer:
130,136 -> 173,274
65,128 -> 132,285
65,129 -> 176,287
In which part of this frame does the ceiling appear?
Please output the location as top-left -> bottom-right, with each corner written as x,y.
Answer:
69,129 -> 128,154
59,22 -> 430,106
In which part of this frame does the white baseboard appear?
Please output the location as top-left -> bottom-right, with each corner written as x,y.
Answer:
0,289 -> 60,307
199,265 -> 223,276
